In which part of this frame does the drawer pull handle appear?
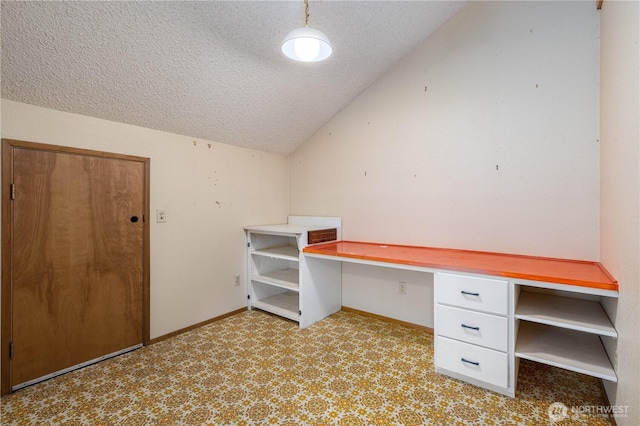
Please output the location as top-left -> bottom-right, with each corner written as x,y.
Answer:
461,324 -> 480,331
461,290 -> 480,296
461,358 -> 480,366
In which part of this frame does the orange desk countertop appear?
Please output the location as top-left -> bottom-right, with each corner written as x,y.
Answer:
303,241 -> 618,292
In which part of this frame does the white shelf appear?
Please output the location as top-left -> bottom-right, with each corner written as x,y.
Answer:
246,218 -> 340,236
246,217 -> 342,328
515,322 -> 617,382
244,224 -> 307,235
252,245 -> 299,262
253,268 -> 299,291
516,291 -> 617,337
253,292 -> 300,322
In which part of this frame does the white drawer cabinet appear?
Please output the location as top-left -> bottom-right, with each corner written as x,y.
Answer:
434,272 -> 513,396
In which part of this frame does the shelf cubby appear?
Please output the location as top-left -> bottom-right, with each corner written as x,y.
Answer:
252,268 -> 299,291
252,292 -> 300,322
515,321 -> 617,382
515,291 -> 617,337
252,245 -> 299,262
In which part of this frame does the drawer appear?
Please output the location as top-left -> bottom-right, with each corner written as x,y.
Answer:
435,336 -> 509,389
436,273 -> 508,315
436,305 -> 508,352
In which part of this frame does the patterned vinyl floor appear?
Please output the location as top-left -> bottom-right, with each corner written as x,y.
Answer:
1,310 -> 613,425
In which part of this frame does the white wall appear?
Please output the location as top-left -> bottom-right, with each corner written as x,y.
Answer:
290,1 -> 600,260
342,264 -> 433,327
290,1 -> 601,324
600,0 -> 640,422
0,100 -> 289,339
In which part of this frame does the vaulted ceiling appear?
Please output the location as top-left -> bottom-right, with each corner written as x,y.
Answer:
1,1 -> 467,155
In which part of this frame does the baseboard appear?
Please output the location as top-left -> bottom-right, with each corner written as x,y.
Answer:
151,306 -> 431,344
149,307 -> 247,344
341,306 -> 433,334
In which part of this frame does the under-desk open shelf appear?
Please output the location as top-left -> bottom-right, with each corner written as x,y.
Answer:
515,322 -> 617,382
515,291 -> 617,337
252,245 -> 299,262
252,268 -> 299,291
252,292 -> 300,322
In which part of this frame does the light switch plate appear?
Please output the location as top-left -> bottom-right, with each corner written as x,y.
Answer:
156,209 -> 166,223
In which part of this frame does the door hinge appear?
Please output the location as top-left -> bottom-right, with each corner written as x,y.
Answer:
9,342 -> 13,359
298,310 -> 302,316
10,184 -> 15,200
247,294 -> 250,300
247,242 -> 250,248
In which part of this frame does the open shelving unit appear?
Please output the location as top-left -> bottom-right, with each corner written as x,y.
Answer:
247,231 -> 301,321
515,289 -> 617,382
245,216 -> 342,329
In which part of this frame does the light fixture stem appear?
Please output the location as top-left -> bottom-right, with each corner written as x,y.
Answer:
304,0 -> 310,26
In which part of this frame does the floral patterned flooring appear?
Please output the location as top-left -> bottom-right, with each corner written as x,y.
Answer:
1,310 -> 613,425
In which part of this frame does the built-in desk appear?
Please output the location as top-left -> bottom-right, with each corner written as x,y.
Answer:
303,241 -> 618,397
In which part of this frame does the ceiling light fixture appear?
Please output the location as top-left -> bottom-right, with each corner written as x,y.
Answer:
281,0 -> 332,63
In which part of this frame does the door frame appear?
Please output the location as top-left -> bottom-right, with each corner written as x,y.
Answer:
1,139 -> 151,395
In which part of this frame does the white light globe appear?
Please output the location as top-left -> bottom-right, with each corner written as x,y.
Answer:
294,37 -> 321,62
282,27 -> 332,62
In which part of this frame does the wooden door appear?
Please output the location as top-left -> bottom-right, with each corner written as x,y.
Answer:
1,140 -> 150,394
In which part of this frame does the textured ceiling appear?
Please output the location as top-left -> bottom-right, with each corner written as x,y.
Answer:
1,1 -> 467,155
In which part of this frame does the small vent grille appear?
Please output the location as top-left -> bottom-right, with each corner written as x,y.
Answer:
308,228 -> 337,244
